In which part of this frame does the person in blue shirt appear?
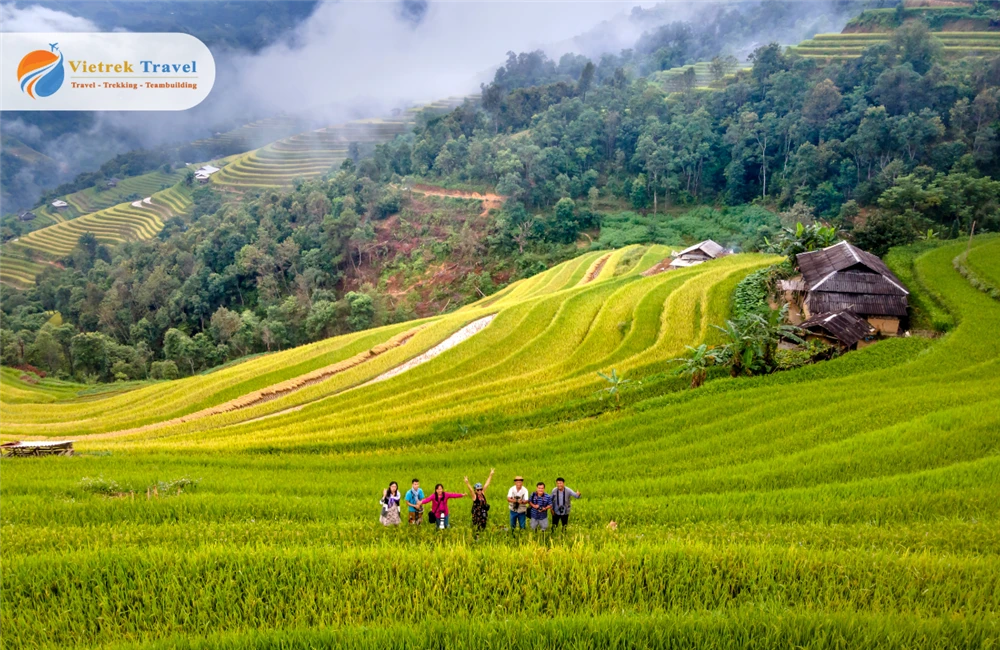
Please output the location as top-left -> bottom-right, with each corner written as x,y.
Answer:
404,478 -> 425,525
528,481 -> 553,531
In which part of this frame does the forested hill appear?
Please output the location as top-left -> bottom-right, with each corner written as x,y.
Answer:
2,20 -> 1000,384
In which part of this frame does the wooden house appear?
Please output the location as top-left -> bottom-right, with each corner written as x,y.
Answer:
668,240 -> 728,269
17,210 -> 36,222
792,241 -> 909,335
106,177 -> 120,188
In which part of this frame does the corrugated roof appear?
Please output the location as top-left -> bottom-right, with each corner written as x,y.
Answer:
807,292 -> 909,317
797,241 -> 908,295
816,270 -> 903,295
677,239 -> 725,259
801,310 -> 874,346
796,241 -> 909,319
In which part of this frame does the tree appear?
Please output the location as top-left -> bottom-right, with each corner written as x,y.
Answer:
670,344 -> 718,388
70,332 -> 109,379
712,307 -> 804,377
577,61 -> 595,100
210,307 -> 242,346
150,360 -> 179,380
481,82 -> 503,134
709,55 -> 737,82
728,112 -> 777,199
306,300 -> 340,339
890,20 -> 942,75
802,79 -> 842,128
28,327 -> 65,374
346,291 -> 375,332
163,328 -> 196,375
680,66 -> 697,92
0,329 -> 23,366
767,220 -> 838,264
852,211 -> 920,256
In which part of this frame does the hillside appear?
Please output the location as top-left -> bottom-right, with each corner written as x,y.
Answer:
2,236 -> 999,648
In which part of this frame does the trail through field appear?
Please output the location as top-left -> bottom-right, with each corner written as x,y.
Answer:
583,254 -> 611,283
410,185 -> 503,216
362,314 -> 496,385
68,327 -> 424,440
238,314 -> 497,426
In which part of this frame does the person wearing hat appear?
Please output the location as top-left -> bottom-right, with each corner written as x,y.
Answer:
507,475 -> 529,530
463,468 -> 495,534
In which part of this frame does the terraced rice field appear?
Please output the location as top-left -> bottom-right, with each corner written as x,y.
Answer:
0,241 -> 58,289
12,186 -> 192,260
790,31 -> 1000,60
2,237 -> 999,648
212,97 -> 476,190
20,170 -> 185,230
187,116 -> 309,154
211,120 -> 411,189
652,61 -> 752,92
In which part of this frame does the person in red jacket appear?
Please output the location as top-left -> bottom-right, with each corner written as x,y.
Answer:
420,483 -> 465,529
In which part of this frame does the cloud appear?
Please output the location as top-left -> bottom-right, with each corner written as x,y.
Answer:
228,1 -> 655,119
0,4 -> 99,32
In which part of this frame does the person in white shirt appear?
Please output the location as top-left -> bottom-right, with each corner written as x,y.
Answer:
507,475 -> 529,530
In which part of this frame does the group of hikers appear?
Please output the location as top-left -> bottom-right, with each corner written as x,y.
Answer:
379,470 -> 582,532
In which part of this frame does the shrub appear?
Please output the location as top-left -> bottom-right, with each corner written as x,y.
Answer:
150,360 -> 180,380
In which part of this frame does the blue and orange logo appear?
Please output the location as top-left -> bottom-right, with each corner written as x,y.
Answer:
17,43 -> 65,99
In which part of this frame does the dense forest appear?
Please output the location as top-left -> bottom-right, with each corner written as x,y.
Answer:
2,21 -> 999,383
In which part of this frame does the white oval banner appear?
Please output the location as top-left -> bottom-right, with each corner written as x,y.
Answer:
1,32 -> 215,111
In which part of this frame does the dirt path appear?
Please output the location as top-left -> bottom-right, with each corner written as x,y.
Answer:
583,254 -> 611,284
62,327 -> 424,441
641,259 -> 673,277
235,314 -> 497,425
362,314 -> 496,386
409,184 -> 503,216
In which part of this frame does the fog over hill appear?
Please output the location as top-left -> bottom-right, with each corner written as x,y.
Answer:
1,0 -> 862,211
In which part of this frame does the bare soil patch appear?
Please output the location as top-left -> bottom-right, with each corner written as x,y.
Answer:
409,184 -> 503,216
583,254 -> 611,283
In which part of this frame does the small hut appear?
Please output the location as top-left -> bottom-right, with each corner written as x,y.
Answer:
194,165 -> 220,184
17,210 -> 36,222
51,200 -> 68,209
668,240 -> 728,269
1,440 -> 74,457
799,310 -> 875,350
106,177 -> 120,188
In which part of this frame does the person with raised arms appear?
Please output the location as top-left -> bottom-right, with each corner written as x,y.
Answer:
419,483 -> 465,529
464,468 -> 495,534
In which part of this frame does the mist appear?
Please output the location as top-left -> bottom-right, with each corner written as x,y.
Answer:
2,0 -> 862,211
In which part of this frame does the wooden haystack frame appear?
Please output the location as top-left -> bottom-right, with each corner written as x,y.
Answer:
1,440 -> 74,457
800,310 -> 875,350
793,241 -> 909,335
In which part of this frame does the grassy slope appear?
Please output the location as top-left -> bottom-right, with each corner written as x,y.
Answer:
1,239 -> 999,649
